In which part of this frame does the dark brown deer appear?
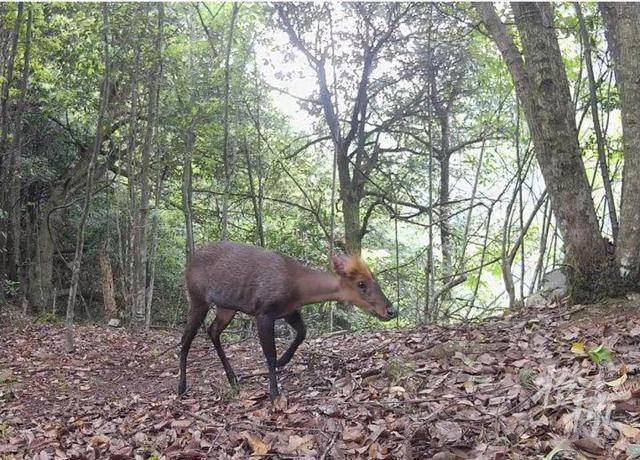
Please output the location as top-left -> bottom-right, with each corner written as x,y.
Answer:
178,241 -> 396,400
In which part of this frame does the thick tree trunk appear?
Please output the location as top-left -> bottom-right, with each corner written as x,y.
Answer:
30,205 -> 55,310
7,6 -> 32,289
338,157 -> 363,255
600,3 -> 640,283
0,4 -> 23,287
99,242 -> 118,319
476,2 -> 617,302
0,3 -> 22,160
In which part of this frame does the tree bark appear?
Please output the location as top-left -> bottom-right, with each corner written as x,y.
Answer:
0,3 -> 23,286
65,5 -> 111,352
219,4 -> 240,240
600,3 -> 640,283
436,110 -> 452,285
182,127 -> 195,260
182,16 -> 197,261
575,3 -> 618,240
132,3 -> 164,326
99,242 -> 118,319
145,167 -> 164,330
30,204 -> 55,310
0,3 -> 22,161
7,6 -> 32,290
475,2 -> 616,302
244,137 -> 265,247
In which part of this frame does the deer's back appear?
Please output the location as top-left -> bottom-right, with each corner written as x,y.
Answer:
186,241 -> 295,314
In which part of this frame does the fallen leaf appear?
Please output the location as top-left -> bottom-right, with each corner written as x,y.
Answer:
463,379 -> 475,394
0,369 -> 12,383
284,434 -> 314,454
0,444 -> 18,454
613,422 -> 640,441
588,345 -> 612,364
88,434 -> 109,447
367,423 -> 385,443
571,342 -> 587,357
477,353 -> 496,365
433,421 -> 462,444
241,432 -> 270,456
573,437 -> 605,456
171,419 -> 192,429
388,386 -> 406,397
627,444 -> 640,459
343,424 -> 365,443
606,373 -> 628,388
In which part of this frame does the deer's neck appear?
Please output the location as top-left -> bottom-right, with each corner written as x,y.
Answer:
295,267 -> 346,306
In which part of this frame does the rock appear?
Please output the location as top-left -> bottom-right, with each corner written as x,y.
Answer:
107,318 -> 121,328
525,267 -> 569,308
525,293 -> 546,308
540,267 -> 568,297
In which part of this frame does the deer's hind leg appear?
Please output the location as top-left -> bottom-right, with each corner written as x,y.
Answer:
178,298 -> 208,395
207,307 -> 238,388
277,311 -> 306,368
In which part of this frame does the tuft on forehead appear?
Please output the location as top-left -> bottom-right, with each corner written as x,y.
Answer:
344,255 -> 372,279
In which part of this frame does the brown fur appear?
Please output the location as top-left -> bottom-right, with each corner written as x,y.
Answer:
178,241 -> 396,400
343,255 -> 372,279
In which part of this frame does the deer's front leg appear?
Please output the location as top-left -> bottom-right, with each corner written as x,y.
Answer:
256,314 -> 279,401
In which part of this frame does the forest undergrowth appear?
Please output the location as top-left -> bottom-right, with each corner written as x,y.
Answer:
2,298 -> 640,459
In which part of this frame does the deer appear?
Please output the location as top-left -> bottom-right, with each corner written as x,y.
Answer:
178,241 -> 396,401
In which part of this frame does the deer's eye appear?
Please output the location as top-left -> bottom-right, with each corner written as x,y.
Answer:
357,281 -> 367,293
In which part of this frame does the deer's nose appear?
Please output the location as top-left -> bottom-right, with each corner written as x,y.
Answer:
387,306 -> 397,319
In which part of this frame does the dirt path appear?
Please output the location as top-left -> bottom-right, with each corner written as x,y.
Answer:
2,300 -> 640,459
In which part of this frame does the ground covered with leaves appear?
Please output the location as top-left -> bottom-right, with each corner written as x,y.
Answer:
2,299 -> 640,459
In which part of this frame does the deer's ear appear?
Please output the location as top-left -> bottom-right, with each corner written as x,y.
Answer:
331,253 -> 348,276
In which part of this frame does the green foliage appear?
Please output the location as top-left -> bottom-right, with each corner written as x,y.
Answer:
0,2 -> 627,333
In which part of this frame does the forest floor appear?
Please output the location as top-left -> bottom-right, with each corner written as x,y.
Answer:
2,298 -> 640,459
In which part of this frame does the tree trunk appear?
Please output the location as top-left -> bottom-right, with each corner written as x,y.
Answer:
0,3 -> 23,287
600,3 -> 640,283
133,3 -> 164,326
0,2 -> 22,160
575,3 -> 618,240
65,5 -> 110,352
476,2 -> 617,302
145,167 -> 164,331
99,242 -> 118,319
338,161 -> 363,255
7,6 -> 32,290
276,5 -> 403,256
219,4 -> 240,240
438,114 -> 452,285
30,203 -> 56,310
182,127 -> 195,260
244,137 -> 265,247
